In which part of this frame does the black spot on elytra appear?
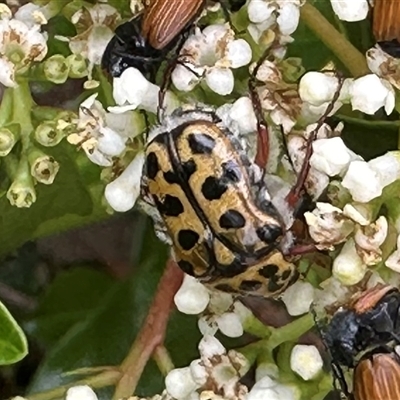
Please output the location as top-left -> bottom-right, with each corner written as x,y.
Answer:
219,210 -> 246,229
188,133 -> 216,154
146,152 -> 159,180
156,195 -> 183,216
289,270 -> 300,285
181,159 -> 197,181
202,176 -> 228,200
281,269 -> 292,281
222,161 -> 241,183
215,256 -> 247,278
178,260 -> 195,276
163,170 -> 179,184
268,278 -> 284,293
178,229 -> 200,251
239,280 -> 262,292
258,264 -> 279,279
256,225 -> 282,243
214,284 -> 237,293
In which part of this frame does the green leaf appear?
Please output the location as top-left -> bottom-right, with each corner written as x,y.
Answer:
0,300 -> 28,365
287,0 -> 339,71
26,222 -> 170,399
27,267 -> 115,346
0,144 -> 105,258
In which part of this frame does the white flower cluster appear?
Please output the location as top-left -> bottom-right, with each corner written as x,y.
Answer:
0,3 -> 47,87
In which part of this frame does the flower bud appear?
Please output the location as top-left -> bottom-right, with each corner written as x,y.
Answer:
28,150 -> 60,185
0,124 -> 19,156
7,157 -> 36,208
66,386 -> 98,400
43,54 -> 70,84
290,345 -> 323,381
34,121 -> 65,147
174,275 -> 210,315
67,54 -> 88,78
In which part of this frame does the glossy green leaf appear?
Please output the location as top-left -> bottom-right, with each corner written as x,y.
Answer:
0,300 -> 28,365
27,223 -> 170,398
27,267 -> 115,346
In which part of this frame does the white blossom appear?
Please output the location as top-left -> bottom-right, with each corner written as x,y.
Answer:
299,72 -> 350,107
349,74 -> 395,115
174,275 -> 210,315
165,367 -> 198,400
217,97 -> 257,136
0,7 -> 47,87
290,345 -> 323,381
111,67 -> 178,115
216,312 -> 244,338
330,0 -> 369,22
304,203 -> 354,250
68,94 -> 136,167
367,45 -> 400,91
247,376 -> 300,400
310,137 -> 360,177
281,281 -> 315,316
247,0 -> 303,44
313,277 -> 351,312
66,386 -> 98,400
332,238 -> 367,285
354,216 -> 388,265
342,152 -> 400,203
104,152 -> 145,212
61,4 -> 119,81
172,24 -> 252,95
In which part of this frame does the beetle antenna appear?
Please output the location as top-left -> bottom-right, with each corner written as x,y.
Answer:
286,72 -> 345,208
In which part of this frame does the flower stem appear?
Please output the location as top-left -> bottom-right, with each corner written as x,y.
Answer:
267,314 -> 314,350
11,80 -> 34,149
112,259 -> 183,399
26,369 -> 121,400
153,345 -> 175,376
300,2 -> 370,77
0,87 -> 13,127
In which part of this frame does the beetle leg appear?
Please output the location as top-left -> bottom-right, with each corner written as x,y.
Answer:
248,50 -> 271,171
286,74 -> 345,209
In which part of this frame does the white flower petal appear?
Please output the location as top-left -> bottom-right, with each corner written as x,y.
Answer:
290,345 -> 323,381
174,275 -> 210,315
226,39 -> 252,68
199,335 -> 225,359
113,67 -> 154,110
330,0 -> 369,22
281,281 -> 314,316
310,137 -> 354,176
97,127 -> 126,156
248,0 -> 274,24
165,367 -> 198,400
332,238 -> 367,285
0,57 -> 16,87
299,72 -> 341,107
368,152 -> 400,188
277,3 -> 300,35
216,312 -> 243,338
104,152 -> 145,212
350,74 -> 395,115
206,67 -> 234,95
66,386 -> 98,400
342,160 -> 383,202
171,64 -> 202,92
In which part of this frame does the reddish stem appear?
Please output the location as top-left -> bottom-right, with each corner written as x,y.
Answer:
113,259 -> 184,399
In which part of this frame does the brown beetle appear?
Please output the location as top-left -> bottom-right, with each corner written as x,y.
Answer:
372,0 -> 400,57
353,347 -> 400,400
142,0 -> 205,50
322,284 -> 400,399
102,0 -> 246,77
